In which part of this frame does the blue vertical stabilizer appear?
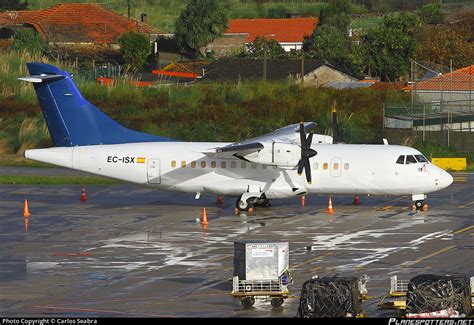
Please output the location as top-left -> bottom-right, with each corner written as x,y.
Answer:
24,62 -> 174,147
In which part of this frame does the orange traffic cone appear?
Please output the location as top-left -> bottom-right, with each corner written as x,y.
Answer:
353,195 -> 361,205
326,196 -> 334,214
23,198 -> 31,218
216,195 -> 223,205
80,187 -> 87,203
301,195 -> 306,208
201,208 -> 209,225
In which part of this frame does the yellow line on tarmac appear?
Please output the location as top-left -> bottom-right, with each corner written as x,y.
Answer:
404,245 -> 457,267
458,201 -> 474,208
453,225 -> 474,235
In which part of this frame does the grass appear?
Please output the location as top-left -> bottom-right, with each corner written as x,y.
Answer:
0,175 -> 121,185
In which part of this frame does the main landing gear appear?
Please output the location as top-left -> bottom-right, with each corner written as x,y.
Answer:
412,194 -> 429,212
235,193 -> 270,213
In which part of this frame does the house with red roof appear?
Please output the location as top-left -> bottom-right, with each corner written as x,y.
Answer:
408,64 -> 474,112
0,3 -> 163,50
205,18 -> 318,57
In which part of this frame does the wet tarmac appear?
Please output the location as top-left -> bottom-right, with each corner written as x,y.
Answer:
0,170 -> 473,317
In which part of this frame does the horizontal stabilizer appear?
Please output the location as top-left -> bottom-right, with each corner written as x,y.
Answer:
18,74 -> 65,83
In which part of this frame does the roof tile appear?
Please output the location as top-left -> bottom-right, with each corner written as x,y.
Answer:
226,18 -> 318,43
0,3 -> 162,44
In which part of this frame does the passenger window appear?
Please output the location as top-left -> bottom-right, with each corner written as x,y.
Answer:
344,163 -> 349,170
171,160 -> 176,168
191,161 -> 196,168
181,161 -> 186,168
221,161 -> 226,168
415,155 -> 429,163
323,163 -> 328,170
251,163 -> 257,169
406,155 -> 417,164
396,155 -> 405,164
241,162 -> 246,169
231,161 -> 236,169
201,161 -> 206,168
211,161 -> 216,168
313,163 -> 318,170
333,163 -> 339,170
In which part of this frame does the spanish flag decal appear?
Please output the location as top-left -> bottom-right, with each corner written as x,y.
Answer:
137,157 -> 146,164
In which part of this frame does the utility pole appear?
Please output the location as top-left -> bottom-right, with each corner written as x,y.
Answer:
127,0 -> 131,19
301,55 -> 304,86
263,41 -> 267,82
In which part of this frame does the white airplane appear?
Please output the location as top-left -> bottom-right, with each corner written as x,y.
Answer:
20,63 -> 453,212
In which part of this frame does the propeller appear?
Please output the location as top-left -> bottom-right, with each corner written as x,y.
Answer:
297,122 -> 317,184
332,107 -> 346,144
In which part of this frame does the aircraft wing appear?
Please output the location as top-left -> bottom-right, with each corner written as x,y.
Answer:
203,122 -> 318,159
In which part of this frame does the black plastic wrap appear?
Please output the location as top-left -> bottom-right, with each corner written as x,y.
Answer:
406,274 -> 472,316
296,276 -> 361,318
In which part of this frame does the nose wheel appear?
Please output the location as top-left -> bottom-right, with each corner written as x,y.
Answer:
412,200 -> 429,212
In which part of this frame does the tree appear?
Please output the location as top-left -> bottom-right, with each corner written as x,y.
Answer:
118,31 -> 151,72
11,29 -> 45,54
239,36 -> 287,59
318,0 -> 351,33
415,26 -> 474,69
0,0 -> 28,10
305,25 -> 352,68
418,3 -> 443,25
174,0 -> 228,57
304,0 -> 353,69
358,12 -> 418,81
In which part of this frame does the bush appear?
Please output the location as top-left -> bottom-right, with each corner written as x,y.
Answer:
11,29 -> 46,55
118,31 -> 151,72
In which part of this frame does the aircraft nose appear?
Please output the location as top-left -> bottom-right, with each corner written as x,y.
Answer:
438,170 -> 453,189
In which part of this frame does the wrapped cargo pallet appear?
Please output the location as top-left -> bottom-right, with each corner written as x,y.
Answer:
405,274 -> 472,318
296,276 -> 362,318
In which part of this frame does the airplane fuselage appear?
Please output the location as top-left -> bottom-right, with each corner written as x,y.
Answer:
25,142 -> 453,199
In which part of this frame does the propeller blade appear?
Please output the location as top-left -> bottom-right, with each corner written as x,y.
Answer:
304,158 -> 312,184
306,132 -> 313,147
297,160 -> 304,175
332,107 -> 340,141
299,122 -> 306,148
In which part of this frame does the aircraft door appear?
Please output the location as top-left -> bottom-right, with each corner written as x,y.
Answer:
330,158 -> 342,177
147,159 -> 161,184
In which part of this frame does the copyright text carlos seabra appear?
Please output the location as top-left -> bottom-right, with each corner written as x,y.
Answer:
2,319 -> 97,325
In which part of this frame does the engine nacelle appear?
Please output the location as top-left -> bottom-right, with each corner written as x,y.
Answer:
243,142 -> 301,167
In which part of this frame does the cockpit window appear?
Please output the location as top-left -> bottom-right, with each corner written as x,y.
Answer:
415,155 -> 429,163
396,155 -> 405,164
406,155 -> 417,164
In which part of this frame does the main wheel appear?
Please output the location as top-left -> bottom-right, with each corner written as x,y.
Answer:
271,297 -> 284,308
241,296 -> 255,308
236,195 -> 255,212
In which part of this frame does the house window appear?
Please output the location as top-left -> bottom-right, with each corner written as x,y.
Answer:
171,160 -> 176,168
